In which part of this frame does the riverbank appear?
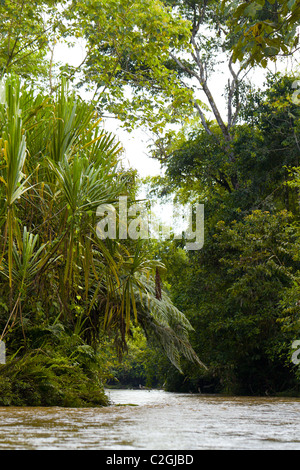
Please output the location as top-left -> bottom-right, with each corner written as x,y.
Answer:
0,354 -> 108,407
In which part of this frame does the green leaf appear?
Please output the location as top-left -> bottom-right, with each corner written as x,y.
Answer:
244,2 -> 263,17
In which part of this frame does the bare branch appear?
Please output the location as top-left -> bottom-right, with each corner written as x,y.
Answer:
193,100 -> 213,135
190,35 -> 229,139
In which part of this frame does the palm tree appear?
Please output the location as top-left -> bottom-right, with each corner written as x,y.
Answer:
0,75 -> 204,375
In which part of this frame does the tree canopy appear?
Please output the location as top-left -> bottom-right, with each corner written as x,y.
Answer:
222,0 -> 300,67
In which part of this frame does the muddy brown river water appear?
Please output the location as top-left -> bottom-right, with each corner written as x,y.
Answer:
0,388 -> 299,450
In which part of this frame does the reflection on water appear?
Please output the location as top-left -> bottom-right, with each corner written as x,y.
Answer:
0,389 -> 299,450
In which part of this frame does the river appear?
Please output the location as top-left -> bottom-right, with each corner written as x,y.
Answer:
0,388 -> 299,450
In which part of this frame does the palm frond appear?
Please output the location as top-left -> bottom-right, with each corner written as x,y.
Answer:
134,274 -> 207,372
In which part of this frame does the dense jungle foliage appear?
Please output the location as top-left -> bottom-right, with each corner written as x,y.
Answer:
0,0 -> 300,404
136,73 -> 300,395
0,76 -> 201,406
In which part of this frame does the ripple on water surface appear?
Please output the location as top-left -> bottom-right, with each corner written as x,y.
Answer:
0,390 -> 299,450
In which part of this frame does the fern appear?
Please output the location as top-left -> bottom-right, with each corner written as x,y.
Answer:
135,275 -> 207,373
